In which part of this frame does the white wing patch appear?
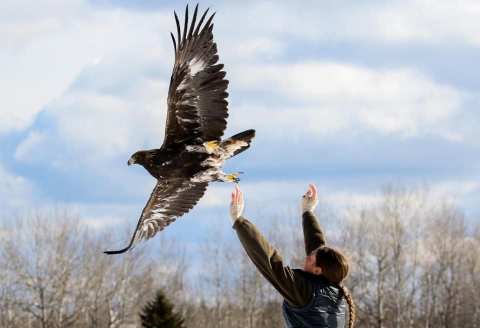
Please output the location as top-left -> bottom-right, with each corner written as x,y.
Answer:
178,79 -> 188,91
189,57 -> 205,76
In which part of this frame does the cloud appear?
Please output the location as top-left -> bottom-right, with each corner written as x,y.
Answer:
196,178 -> 480,222
0,0 -> 172,137
3,0 -> 480,228
216,0 -> 480,46
14,131 -> 47,162
0,164 -> 35,216
196,179 -> 382,216
228,62 -> 465,141
13,25 -> 173,167
429,180 -> 480,216
7,0 -> 475,170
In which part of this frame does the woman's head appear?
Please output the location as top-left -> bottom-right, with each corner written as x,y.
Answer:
304,246 -> 349,284
316,246 -> 349,283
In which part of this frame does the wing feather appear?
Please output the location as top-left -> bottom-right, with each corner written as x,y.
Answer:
163,5 -> 228,148
104,179 -> 208,254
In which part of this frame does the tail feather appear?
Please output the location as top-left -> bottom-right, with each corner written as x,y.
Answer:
223,129 -> 255,158
229,129 -> 255,142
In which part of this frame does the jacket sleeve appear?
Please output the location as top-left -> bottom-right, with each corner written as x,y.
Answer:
233,217 -> 312,307
302,211 -> 326,255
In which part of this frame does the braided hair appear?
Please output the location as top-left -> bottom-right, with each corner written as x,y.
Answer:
315,246 -> 356,328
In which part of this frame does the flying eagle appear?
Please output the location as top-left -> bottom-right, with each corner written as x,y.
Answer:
104,5 -> 255,254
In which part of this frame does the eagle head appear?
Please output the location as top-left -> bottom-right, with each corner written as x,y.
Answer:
128,151 -> 147,166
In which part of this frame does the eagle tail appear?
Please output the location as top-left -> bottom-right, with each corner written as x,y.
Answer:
224,129 -> 255,158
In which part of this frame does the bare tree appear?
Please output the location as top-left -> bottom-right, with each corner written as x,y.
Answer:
2,185 -> 479,328
0,210 -> 181,328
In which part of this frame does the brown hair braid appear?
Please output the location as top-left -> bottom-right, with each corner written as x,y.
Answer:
315,246 -> 355,327
338,284 -> 355,328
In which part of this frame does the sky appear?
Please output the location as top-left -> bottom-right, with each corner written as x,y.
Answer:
1,0 -> 480,250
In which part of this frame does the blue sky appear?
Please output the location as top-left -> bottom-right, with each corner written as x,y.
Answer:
1,0 -> 479,247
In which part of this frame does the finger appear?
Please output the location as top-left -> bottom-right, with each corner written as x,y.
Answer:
305,186 -> 312,197
237,191 -> 241,204
233,190 -> 237,201
309,183 -> 317,198
306,186 -> 312,197
310,184 -> 316,196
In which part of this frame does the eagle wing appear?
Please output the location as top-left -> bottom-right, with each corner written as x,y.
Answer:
104,179 -> 208,254
162,4 -> 229,148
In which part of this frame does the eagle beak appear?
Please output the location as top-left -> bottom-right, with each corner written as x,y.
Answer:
128,157 -> 135,166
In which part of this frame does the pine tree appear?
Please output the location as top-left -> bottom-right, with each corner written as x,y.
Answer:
140,289 -> 185,328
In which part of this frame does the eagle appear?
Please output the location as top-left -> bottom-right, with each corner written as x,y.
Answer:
104,5 -> 255,254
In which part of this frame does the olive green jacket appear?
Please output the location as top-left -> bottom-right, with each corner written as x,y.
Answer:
233,211 -> 326,307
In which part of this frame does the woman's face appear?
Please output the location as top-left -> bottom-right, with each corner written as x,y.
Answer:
304,253 -> 322,275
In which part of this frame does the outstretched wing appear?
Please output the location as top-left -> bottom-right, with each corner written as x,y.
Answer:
162,4 -> 229,148
104,179 -> 208,254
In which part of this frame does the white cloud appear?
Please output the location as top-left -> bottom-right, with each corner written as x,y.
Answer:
429,180 -> 480,212
431,180 -> 480,198
323,192 -> 382,210
222,37 -> 285,62
0,0 -> 172,136
197,179 -> 480,226
81,215 -> 125,231
218,0 -> 480,46
14,77 -> 170,168
369,0 -> 480,45
3,0 -> 480,138
229,62 -> 465,140
14,131 -> 46,162
197,180 -> 383,218
6,0 -> 474,169
0,165 -> 35,215
60,201 -> 141,230
3,0 -> 480,225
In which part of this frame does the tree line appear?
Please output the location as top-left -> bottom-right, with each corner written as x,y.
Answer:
1,186 -> 479,327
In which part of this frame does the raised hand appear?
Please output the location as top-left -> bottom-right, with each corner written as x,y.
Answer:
301,183 -> 318,214
230,185 -> 245,222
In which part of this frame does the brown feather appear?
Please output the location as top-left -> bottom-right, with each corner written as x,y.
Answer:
104,179 -> 208,254
163,6 -> 229,147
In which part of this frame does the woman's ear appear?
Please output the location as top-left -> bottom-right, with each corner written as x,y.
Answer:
313,266 -> 322,275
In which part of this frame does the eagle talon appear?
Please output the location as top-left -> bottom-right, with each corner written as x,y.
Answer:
226,173 -> 241,183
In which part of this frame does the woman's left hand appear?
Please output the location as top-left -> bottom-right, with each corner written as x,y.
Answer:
301,183 -> 318,214
230,185 -> 244,222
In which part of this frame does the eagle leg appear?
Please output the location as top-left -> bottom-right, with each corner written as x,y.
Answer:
219,172 -> 242,183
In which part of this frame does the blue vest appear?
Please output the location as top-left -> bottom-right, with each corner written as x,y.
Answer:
282,270 -> 346,328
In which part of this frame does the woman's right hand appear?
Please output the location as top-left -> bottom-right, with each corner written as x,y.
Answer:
230,185 -> 244,222
301,183 -> 318,214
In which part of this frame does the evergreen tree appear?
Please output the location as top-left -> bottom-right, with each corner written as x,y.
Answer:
140,289 -> 185,328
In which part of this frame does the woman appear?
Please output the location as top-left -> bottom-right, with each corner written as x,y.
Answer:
230,184 -> 355,327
